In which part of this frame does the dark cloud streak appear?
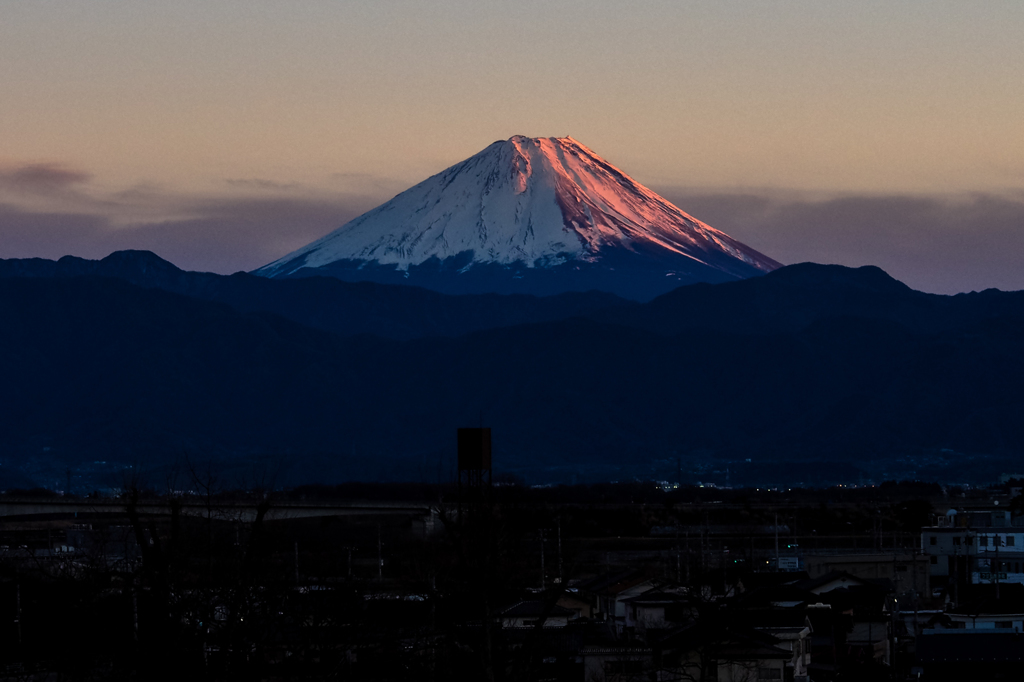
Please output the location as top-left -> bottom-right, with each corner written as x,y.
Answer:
0,163 -> 92,194
224,178 -> 300,190
659,189 -> 1024,294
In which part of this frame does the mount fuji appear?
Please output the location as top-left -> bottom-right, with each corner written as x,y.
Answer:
256,136 -> 781,300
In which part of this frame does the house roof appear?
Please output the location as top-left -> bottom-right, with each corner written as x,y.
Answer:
650,620 -> 792,661
918,631 -> 1024,663
757,626 -> 810,638
575,569 -> 653,597
949,593 -> 1024,617
739,572 -> 810,592
622,587 -> 689,606
502,627 -> 587,655
796,571 -> 885,593
501,600 -> 575,618
579,645 -> 652,655
716,634 -> 795,661
951,582 -> 1024,616
732,584 -> 819,609
736,609 -> 813,632
822,584 -> 892,612
541,619 -> 650,654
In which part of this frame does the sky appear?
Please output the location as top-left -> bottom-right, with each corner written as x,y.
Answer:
2,0 -> 1023,293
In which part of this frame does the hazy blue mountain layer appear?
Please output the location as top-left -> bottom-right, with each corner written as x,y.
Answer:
2,254 -> 1023,487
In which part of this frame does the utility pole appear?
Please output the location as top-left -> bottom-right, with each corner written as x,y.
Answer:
893,552 -> 899,594
540,529 -> 546,591
704,512 -> 710,574
15,583 -> 21,648
774,513 -> 780,572
891,552 -> 899,671
132,575 -> 139,642
701,527 -> 707,573
891,594 -> 898,673
722,546 -> 727,594
952,546 -> 959,608
685,531 -> 690,584
913,589 -> 920,643
995,536 -> 1001,600
557,519 -> 563,584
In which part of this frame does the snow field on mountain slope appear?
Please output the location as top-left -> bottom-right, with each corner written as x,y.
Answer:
276,139 -> 579,272
259,136 -> 779,276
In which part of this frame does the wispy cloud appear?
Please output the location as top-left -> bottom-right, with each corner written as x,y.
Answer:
0,163 -> 91,194
224,178 -> 300,191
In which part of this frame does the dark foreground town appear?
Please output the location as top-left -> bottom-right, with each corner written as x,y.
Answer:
3,469 -> 1024,682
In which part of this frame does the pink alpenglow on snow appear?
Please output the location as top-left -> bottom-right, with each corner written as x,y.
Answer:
257,136 -> 781,300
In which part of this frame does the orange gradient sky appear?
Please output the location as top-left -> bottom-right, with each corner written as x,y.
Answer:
2,1 -> 1023,292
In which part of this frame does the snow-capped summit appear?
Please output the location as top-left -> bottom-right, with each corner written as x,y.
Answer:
256,136 -> 780,300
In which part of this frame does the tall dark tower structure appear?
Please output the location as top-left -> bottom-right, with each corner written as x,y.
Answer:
457,427 -> 492,500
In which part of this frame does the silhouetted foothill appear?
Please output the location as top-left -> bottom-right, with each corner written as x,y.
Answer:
1,254 -> 1023,485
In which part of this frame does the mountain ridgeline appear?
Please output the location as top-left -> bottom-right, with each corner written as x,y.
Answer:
2,250 -> 1023,487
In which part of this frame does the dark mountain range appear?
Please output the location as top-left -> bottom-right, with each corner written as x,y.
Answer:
0,250 -> 626,340
7,250 -> 1023,342
1,253 -> 1023,488
599,261 -> 1024,336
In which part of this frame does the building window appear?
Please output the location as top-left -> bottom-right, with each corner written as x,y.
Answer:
758,668 -> 782,680
953,537 -> 961,546
1016,563 -> 1021,573
997,621 -> 1012,629
1007,536 -> 1016,546
931,556 -> 938,564
930,536 -> 937,545
966,536 -> 973,545
897,565 -> 908,572
981,536 -> 989,547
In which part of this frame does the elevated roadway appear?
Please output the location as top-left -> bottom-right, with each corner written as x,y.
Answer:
0,497 -> 437,524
